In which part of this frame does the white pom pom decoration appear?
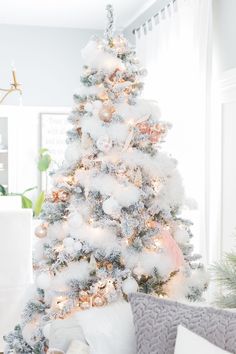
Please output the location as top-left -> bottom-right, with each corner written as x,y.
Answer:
68,212 -> 83,237
42,323 -> 51,339
122,277 -> 138,295
84,102 -> 93,112
63,237 -> 75,248
96,135 -> 112,153
22,322 -> 37,346
36,272 -> 52,290
74,241 -> 82,252
102,197 -> 121,217
47,222 -> 66,241
93,100 -> 103,109
65,141 -> 82,163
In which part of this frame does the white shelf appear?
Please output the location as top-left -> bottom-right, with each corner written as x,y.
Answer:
0,149 -> 8,153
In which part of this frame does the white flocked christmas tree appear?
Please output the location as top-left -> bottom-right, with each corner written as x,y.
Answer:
5,5 -> 208,353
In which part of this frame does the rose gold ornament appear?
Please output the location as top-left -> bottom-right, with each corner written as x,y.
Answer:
99,104 -> 115,122
92,295 -> 106,307
35,223 -> 48,238
98,91 -> 109,101
137,122 -> 150,134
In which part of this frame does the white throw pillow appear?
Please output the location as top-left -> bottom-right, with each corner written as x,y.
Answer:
174,325 -> 231,354
75,301 -> 136,354
66,340 -> 90,354
49,317 -> 86,352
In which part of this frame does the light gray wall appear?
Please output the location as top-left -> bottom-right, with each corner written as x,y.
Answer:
0,25 -> 101,106
213,0 -> 236,72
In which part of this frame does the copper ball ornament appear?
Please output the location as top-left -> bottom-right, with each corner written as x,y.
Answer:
35,224 -> 48,238
146,219 -> 158,229
58,190 -> 70,202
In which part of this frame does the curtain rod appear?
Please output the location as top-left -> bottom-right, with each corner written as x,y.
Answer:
132,0 -> 177,35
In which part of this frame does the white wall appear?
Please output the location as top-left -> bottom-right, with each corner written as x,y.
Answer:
213,0 -> 236,72
0,25 -> 101,107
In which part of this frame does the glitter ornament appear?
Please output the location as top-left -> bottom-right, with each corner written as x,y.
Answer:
35,223 -> 48,238
102,197 -> 121,217
99,103 -> 115,122
122,277 -> 138,295
96,135 -> 112,152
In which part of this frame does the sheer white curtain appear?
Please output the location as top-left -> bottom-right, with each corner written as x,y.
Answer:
135,0 -> 212,262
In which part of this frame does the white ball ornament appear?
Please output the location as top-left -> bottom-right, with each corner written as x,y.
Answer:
42,322 -> 51,339
96,135 -> 112,153
36,272 -> 52,290
102,197 -> 121,217
122,277 -> 139,295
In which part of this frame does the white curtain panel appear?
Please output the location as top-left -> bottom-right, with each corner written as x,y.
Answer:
135,0 -> 212,262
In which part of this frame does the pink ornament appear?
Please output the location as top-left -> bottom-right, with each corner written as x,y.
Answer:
160,230 -> 185,270
137,122 -> 150,134
149,130 -> 160,143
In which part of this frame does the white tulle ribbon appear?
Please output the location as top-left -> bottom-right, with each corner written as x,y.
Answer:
123,114 -> 150,151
